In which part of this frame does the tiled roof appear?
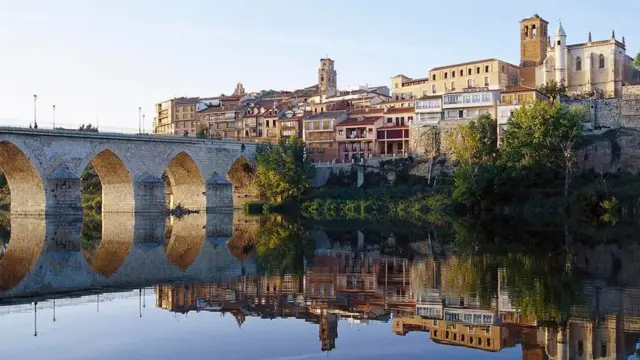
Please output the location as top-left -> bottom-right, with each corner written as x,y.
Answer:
501,86 -> 538,94
429,58 -> 518,72
174,97 -> 200,105
348,108 -> 384,117
305,110 -> 347,120
384,107 -> 415,115
337,117 -> 382,127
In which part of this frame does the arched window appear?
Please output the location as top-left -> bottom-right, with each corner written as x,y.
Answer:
476,66 -> 481,74
444,72 -> 448,79
459,69 -> 463,76
532,24 -> 537,37
524,25 -> 529,38
452,71 -> 455,78
599,54 -> 605,68
576,56 -> 582,71
468,68 -> 472,75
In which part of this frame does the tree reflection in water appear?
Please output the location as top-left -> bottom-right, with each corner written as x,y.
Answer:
254,216 -> 315,275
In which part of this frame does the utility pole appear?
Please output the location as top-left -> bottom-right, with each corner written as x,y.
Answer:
52,104 -> 56,129
142,114 -> 145,134
138,107 -> 142,134
33,94 -> 38,129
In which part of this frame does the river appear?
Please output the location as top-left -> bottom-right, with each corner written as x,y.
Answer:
0,211 -> 639,359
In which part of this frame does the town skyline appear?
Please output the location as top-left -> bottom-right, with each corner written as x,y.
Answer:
1,0 -> 638,131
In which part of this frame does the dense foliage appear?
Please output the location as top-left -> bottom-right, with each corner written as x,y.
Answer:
254,137 -> 315,202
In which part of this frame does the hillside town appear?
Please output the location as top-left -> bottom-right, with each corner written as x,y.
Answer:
153,14 -> 640,164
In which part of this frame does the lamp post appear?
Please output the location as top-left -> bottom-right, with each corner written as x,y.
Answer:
52,104 -> 56,129
33,94 -> 38,129
142,114 -> 145,134
138,107 -> 142,134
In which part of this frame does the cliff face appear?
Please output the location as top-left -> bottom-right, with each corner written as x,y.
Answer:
577,128 -> 640,173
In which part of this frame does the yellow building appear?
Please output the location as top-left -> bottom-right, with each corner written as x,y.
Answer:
154,97 -> 200,136
497,86 -> 549,145
391,59 -> 520,100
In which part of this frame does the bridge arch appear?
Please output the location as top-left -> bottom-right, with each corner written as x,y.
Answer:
83,149 -> 134,213
81,213 -> 134,277
227,155 -> 260,208
0,217 -> 46,291
164,214 -> 205,270
164,152 -> 206,211
0,141 -> 46,214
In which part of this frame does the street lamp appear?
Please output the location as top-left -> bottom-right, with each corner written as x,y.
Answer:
138,107 -> 142,134
142,114 -> 145,134
52,105 -> 56,129
33,94 -> 38,129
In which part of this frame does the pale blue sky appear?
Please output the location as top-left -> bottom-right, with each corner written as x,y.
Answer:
1,0 -> 638,132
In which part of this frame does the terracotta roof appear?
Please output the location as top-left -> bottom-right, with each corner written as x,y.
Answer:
501,86 -> 538,94
337,117 -> 382,127
380,99 -> 416,104
174,97 -> 200,105
305,110 -> 347,121
384,107 -> 415,115
403,77 -> 429,84
348,108 -> 384,117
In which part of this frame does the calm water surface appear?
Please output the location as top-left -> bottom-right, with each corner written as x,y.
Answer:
0,212 -> 639,359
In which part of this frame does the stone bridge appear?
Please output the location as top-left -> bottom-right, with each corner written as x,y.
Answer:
0,213 -> 257,298
0,127 -> 258,215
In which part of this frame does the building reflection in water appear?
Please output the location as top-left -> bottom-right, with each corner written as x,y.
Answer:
154,239 -> 640,359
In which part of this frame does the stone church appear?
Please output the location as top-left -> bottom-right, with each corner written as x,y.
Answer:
519,14 -> 639,98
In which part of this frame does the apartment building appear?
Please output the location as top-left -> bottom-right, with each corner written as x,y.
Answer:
414,96 -> 443,126
391,59 -> 520,100
303,110 -> 348,162
373,98 -> 415,111
336,116 -> 382,163
497,86 -> 549,145
277,109 -> 308,140
379,107 -> 414,157
154,97 -> 200,136
197,104 -> 243,139
442,87 -> 501,122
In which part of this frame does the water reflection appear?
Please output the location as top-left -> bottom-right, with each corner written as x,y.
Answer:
0,217 -> 45,291
1,215 -> 640,359
82,212 -> 134,277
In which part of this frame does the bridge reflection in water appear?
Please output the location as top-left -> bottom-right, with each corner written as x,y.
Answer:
0,211 -> 253,298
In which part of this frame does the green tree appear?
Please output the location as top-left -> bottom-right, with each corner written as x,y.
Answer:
634,52 -> 640,68
537,80 -> 567,104
500,101 -> 585,197
447,114 -> 498,207
255,137 -> 315,202
448,113 -> 497,165
196,123 -> 208,138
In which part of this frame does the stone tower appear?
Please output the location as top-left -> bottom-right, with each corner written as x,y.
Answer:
519,14 -> 549,87
554,22 -> 567,85
318,58 -> 337,97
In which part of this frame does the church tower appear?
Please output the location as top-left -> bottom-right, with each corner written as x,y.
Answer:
554,22 -> 567,85
318,58 -> 337,97
519,14 -> 549,87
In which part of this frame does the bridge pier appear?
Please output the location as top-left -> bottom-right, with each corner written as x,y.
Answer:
45,165 -> 82,217
134,174 -> 166,213
206,173 -> 233,212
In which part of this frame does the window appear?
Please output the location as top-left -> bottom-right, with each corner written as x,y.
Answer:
386,117 -> 393,124
433,330 -> 438,337
557,40 -> 561,46
432,84 -> 437,93
470,337 -> 474,344
451,81 -> 456,90
524,25 -> 529,37
578,341 -> 584,356
467,79 -> 473,87
452,71 -> 455,78
599,54 -> 605,68
478,338 -> 483,345
576,56 -> 582,71
432,74 -> 436,81
468,68 -> 472,75
444,72 -> 448,79
476,66 -> 481,74
338,129 -> 344,135
484,76 -> 489,86
459,69 -> 463,76
532,24 -> 537,37
601,342 -> 607,357
486,338 -> 491,347
502,65 -> 505,73
485,65 -> 489,73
